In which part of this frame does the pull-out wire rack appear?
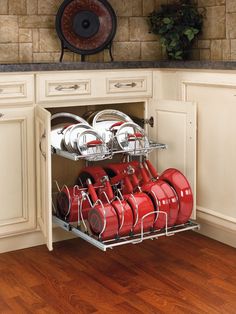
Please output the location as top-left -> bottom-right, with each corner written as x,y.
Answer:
52,141 -> 167,161
53,215 -> 200,251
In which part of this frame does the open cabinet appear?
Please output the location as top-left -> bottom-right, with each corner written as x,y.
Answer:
36,96 -> 198,251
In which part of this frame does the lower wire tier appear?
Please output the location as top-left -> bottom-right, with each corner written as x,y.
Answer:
53,215 -> 200,252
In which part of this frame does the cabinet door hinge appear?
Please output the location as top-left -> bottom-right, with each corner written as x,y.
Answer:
142,116 -> 154,128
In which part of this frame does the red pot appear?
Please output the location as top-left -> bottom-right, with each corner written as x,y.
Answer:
56,185 -> 91,222
138,164 -> 170,230
96,176 -> 134,237
77,166 -> 107,185
140,181 -> 170,230
112,197 -> 134,237
141,162 -> 179,227
87,179 -> 119,241
125,191 -> 155,234
159,168 -> 193,224
120,173 -> 155,234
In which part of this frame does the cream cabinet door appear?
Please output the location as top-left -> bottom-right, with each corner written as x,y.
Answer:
0,108 -> 36,237
148,100 -> 197,219
35,106 -> 52,251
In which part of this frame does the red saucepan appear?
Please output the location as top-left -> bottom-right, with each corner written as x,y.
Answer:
129,166 -> 169,230
119,171 -> 155,234
104,161 -> 149,194
99,176 -> 134,238
56,185 -> 91,222
78,167 -> 134,237
159,168 -> 193,224
143,160 -> 180,227
87,179 -> 119,241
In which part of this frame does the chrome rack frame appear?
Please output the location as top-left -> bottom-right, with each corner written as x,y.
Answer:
52,142 -> 167,162
52,215 -> 200,252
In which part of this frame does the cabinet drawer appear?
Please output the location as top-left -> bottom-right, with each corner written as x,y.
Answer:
36,73 -> 91,104
105,71 -> 153,97
0,74 -> 34,106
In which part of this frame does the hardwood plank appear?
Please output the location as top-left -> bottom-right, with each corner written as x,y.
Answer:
0,231 -> 235,313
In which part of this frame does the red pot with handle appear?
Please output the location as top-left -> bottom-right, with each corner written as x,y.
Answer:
56,185 -> 91,222
143,160 -> 179,227
104,161 -> 149,194
159,168 -> 193,224
118,171 -> 155,234
131,166 -> 169,230
87,179 -> 119,241
99,176 -> 134,238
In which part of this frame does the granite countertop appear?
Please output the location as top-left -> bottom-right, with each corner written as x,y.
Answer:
1,61 -> 236,72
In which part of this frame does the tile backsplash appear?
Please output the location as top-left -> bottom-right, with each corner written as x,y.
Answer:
0,0 -> 234,63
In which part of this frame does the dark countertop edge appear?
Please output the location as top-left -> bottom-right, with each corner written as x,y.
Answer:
1,61 -> 236,72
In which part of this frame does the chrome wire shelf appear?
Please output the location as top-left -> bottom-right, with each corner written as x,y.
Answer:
53,215 -> 200,252
52,142 -> 167,161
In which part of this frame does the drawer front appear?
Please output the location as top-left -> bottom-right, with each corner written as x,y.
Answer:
36,73 -> 91,104
0,74 -> 34,106
105,71 -> 153,97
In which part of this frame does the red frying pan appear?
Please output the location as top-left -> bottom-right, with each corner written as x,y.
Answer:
159,168 -> 193,224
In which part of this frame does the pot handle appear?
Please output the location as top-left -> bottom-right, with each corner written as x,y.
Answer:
87,179 -> 98,204
93,199 -> 107,240
113,196 -> 125,232
109,121 -> 124,130
86,139 -> 103,147
129,193 -> 139,228
140,163 -> 150,184
145,160 -> 159,179
101,176 -> 114,201
124,176 -> 134,194
128,132 -> 144,140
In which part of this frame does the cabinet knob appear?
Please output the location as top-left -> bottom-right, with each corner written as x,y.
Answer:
0,113 -> 4,118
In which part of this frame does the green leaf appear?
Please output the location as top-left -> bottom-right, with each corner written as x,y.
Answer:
163,17 -> 172,24
184,28 -> 195,41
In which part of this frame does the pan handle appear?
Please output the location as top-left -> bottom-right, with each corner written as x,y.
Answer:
145,160 -> 159,179
93,199 -> 107,240
113,196 -> 125,232
129,193 -> 139,228
109,121 -> 124,130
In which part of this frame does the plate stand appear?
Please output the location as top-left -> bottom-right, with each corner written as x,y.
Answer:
59,41 -> 114,63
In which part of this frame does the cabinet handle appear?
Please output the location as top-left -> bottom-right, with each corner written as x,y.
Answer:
0,113 -> 4,118
39,131 -> 46,160
114,82 -> 137,88
55,84 -> 80,91
0,88 -> 3,93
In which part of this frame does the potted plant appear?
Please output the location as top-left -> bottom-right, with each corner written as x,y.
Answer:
148,0 -> 203,60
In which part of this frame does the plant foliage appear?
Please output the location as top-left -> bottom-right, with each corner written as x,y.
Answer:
148,0 -> 203,60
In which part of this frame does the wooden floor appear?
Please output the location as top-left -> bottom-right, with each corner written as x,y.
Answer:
0,232 -> 235,314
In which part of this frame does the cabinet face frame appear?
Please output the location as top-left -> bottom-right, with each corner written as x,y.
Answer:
35,106 -> 52,251
0,108 -> 36,237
